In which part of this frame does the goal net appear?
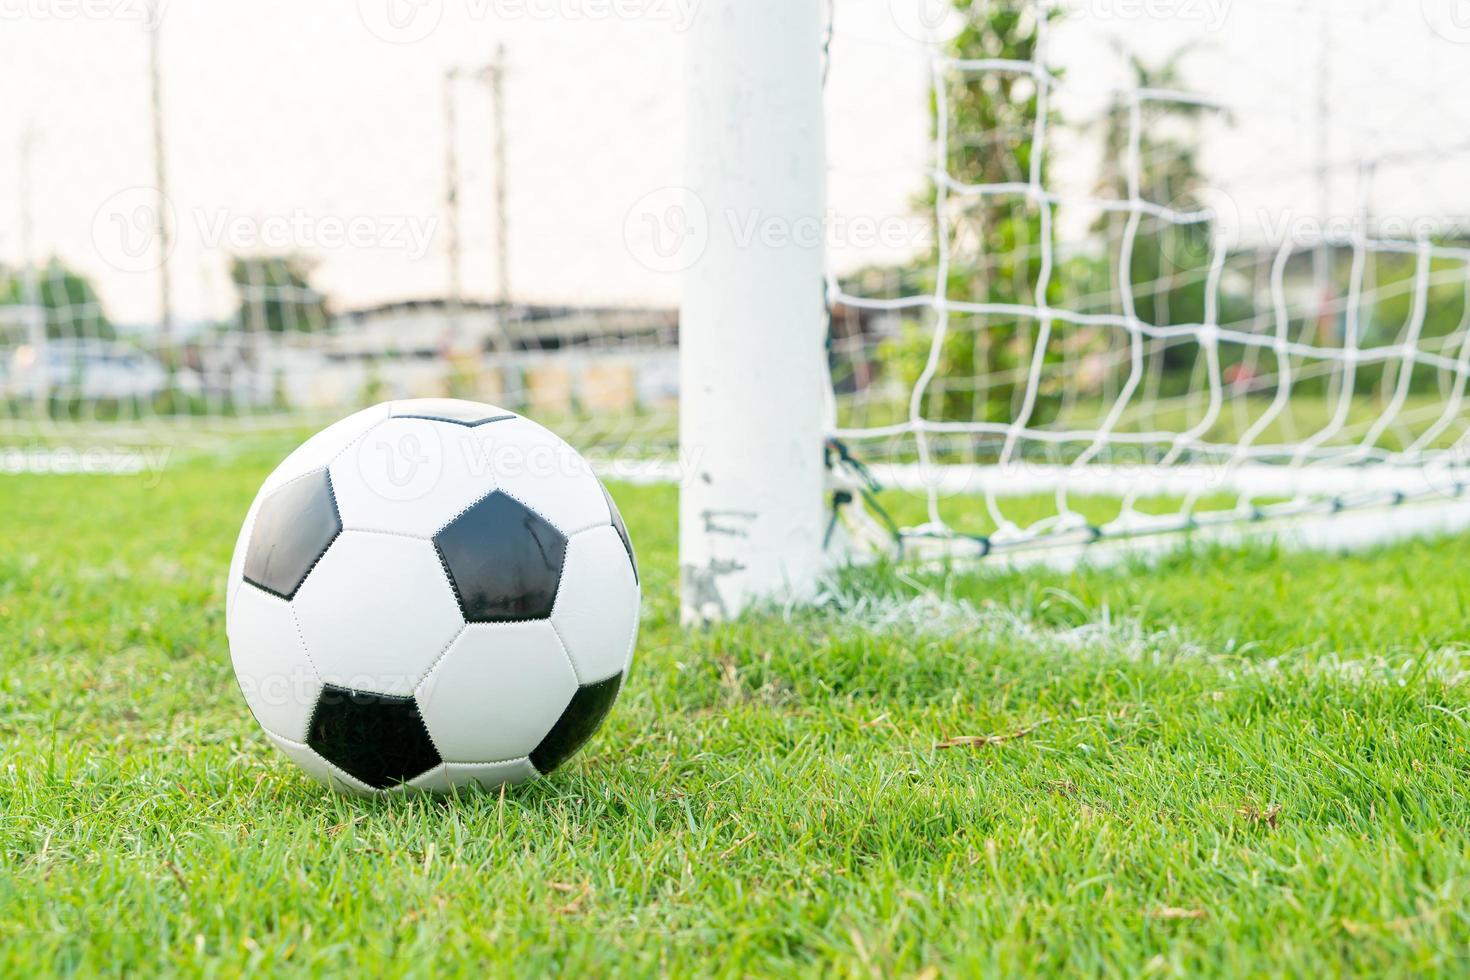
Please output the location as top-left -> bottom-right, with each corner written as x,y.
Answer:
822,0 -> 1470,565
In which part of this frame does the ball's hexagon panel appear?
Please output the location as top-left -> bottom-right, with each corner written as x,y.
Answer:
227,585 -> 322,742
329,417 -> 504,538
599,480 -> 638,584
266,733 -> 376,796
292,531 -> 466,697
390,398 -> 517,427
260,403 -> 391,497
404,759 -> 539,793
415,622 -> 579,764
465,416 -> 610,536
242,469 -> 341,601
552,526 -> 640,684
530,672 -> 624,775
306,685 -> 443,790
434,491 -> 568,623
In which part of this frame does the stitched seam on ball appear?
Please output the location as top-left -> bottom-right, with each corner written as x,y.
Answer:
409,622 -> 470,770
622,603 -> 641,676
432,539 -> 468,619
232,587 -> 324,745
411,703 -> 444,774
442,755 -> 533,768
543,524 -> 583,623
552,522 -> 630,619
325,411 -> 390,470
546,619 -> 584,686
433,489 -> 495,540
492,488 -> 573,543
395,414 -> 516,428
262,408 -> 383,499
323,758 -> 376,793
550,518 -> 573,625
262,465 -> 327,497
339,526 -> 434,543
287,602 -> 327,694
411,622 -> 469,698
430,486 -> 582,541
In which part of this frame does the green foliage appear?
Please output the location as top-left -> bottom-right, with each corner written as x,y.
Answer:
229,255 -> 329,334
0,259 -> 116,341
895,0 -> 1063,426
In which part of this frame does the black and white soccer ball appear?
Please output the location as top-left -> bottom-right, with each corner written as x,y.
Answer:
225,399 -> 639,794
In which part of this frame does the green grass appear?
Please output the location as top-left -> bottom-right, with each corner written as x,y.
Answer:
3,451 -> 1470,976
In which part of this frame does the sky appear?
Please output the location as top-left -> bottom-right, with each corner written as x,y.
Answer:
2,0 -> 1469,327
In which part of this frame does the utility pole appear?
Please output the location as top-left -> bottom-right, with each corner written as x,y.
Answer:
18,121 -> 47,417
444,69 -> 464,350
447,50 -> 512,352
1311,0 -> 1331,339
487,44 -> 510,311
148,0 -> 174,352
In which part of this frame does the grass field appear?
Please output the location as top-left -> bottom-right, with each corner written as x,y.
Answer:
4,449 -> 1470,975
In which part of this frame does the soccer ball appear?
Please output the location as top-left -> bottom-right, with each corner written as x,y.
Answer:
225,399 -> 640,794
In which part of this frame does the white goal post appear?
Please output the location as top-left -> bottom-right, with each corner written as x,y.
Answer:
680,0 -> 830,623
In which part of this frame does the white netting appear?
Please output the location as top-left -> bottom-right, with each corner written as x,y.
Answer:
825,0 -> 1470,556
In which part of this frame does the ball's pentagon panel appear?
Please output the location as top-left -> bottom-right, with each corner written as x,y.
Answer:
530,673 -> 625,775
307,685 -> 443,790
434,491 -> 568,623
226,398 -> 641,795
389,397 -> 518,427
242,469 -> 341,600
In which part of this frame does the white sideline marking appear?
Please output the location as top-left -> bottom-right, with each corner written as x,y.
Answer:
866,462 -> 1470,498
815,591 -> 1470,687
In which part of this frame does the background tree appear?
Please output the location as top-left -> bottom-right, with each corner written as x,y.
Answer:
0,260 -> 116,341
229,255 -> 329,335
1090,44 -> 1237,401
875,0 -> 1066,438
